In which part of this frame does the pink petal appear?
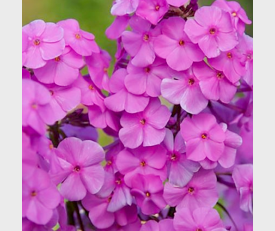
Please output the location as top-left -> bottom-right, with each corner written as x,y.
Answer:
125,73 -> 147,95
167,47 -> 193,71
42,22 -> 64,42
122,31 -> 143,56
199,35 -> 220,58
153,35 -> 178,58
125,93 -> 150,113
116,149 -> 140,174
161,79 -> 186,105
184,20 -> 208,44
204,140 -> 224,161
218,146 -> 236,168
216,31 -> 238,52
131,43 -> 155,67
81,165 -> 105,194
143,126 -> 166,147
119,125 -> 144,148
186,139 -> 206,161
39,40 -> 65,60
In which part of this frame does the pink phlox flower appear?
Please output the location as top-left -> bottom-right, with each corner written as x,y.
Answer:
130,174 -> 167,215
98,219 -> 141,231
166,0 -> 189,7
73,74 -> 105,106
116,145 -> 167,187
22,79 -> 52,135
163,169 -> 218,210
105,141 -> 124,174
22,31 -> 28,66
119,97 -> 171,148
174,207 -> 227,231
122,15 -> 159,67
57,18 -> 100,56
180,113 -> 226,162
193,61 -> 238,104
161,67 -> 208,114
22,166 -> 60,225
85,49 -> 112,91
140,219 -> 176,231
51,137 -> 105,201
33,46 -> 84,86
208,47 -> 246,84
163,129 -> 201,187
232,164 -> 253,213
184,6 -> 239,58
125,57 -> 173,97
23,19 -> 65,69
111,0 -> 140,16
106,15 -> 131,40
104,68 -> 150,113
154,17 -> 205,71
212,0 -> 252,34
136,0 -> 169,25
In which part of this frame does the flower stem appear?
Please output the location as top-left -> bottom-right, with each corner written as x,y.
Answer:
216,202 -> 239,231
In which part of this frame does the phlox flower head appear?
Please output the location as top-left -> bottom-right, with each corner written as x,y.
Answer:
23,19 -> 65,69
184,6 -> 239,58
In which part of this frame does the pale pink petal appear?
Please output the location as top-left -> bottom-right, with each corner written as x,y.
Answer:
119,125 -> 144,148
167,47 -> 193,71
41,22 -> 64,42
143,126 -> 166,147
39,40 -> 65,60
153,35 -> 178,58
81,165 -> 105,194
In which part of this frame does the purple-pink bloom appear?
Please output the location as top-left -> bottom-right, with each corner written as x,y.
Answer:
111,0 -> 140,16
125,58 -> 173,97
33,47 -> 84,86
131,174 -> 167,215
161,67 -> 208,114
22,166 -> 60,225
22,79 -> 52,135
180,113 -> 226,162
184,6 -> 238,58
57,19 -> 100,56
140,219 -> 176,231
22,31 -> 28,66
106,15 -> 130,40
119,98 -> 171,148
116,145 -> 167,187
51,137 -> 105,201
163,169 -> 218,210
122,15 -> 158,67
136,0 -> 169,25
23,20 -> 65,69
166,0 -> 189,7
208,47 -> 246,83
174,207 -> 227,231
163,130 -> 200,187
154,17 -> 205,71
193,61 -> 237,103
104,68 -> 150,113
61,124 -> 98,142
212,0 -> 252,34
232,164 -> 253,213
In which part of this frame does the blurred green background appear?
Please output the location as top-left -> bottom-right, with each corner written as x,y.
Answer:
22,0 -> 252,146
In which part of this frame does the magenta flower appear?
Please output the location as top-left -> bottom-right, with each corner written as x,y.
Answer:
161,67 -> 208,114
111,0 -> 140,16
122,15 -> 158,67
61,124 -> 98,142
106,15 -> 130,40
22,167 -> 60,225
104,68 -> 150,113
131,174 -> 167,215
136,0 -> 169,25
163,169 -> 218,210
180,113 -> 226,162
163,130 -> 200,187
57,19 -> 100,56
193,61 -> 237,103
22,31 -> 28,66
174,207 -> 227,231
232,164 -> 253,213
166,0 -> 189,7
140,219 -> 176,231
125,58 -> 173,97
22,79 -> 52,135
116,145 -> 167,187
208,47 -> 246,83
119,98 -> 171,148
154,17 -> 205,71
212,0 -> 252,34
23,20 -> 65,69
184,6 -> 238,58
51,137 -> 105,201
34,47 -> 84,86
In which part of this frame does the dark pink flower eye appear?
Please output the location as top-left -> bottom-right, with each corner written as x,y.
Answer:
33,38 -> 41,46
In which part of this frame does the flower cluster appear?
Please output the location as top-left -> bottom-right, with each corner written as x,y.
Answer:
22,0 -> 253,230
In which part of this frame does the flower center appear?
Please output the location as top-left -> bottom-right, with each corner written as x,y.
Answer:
49,143 -> 54,149
74,165 -> 81,172
88,85 -> 94,90
171,153 -> 177,161
54,56 -> 61,62
140,119 -> 146,125
31,191 -> 37,197
179,40 -> 185,46
31,103 -> 38,109
227,52 -> 233,59
106,160 -> 112,166
188,78 -> 195,85
49,90 -> 54,95
209,28 -> 216,35
188,187 -> 195,194
145,192 -> 151,197
217,72 -> 224,79
140,161 -> 146,167
75,33 -> 81,39
155,5 -> 160,11
232,12 -> 237,17
107,196 -> 112,203
196,229 -> 203,231
115,179 -> 122,185
33,39 -> 41,46
201,133 -> 208,139
144,67 -> 150,73
143,34 -> 150,42
247,53 -> 252,60
104,67 -> 108,73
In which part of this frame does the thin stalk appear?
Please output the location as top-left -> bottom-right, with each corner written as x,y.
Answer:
217,202 -> 239,231
73,201 -> 85,231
